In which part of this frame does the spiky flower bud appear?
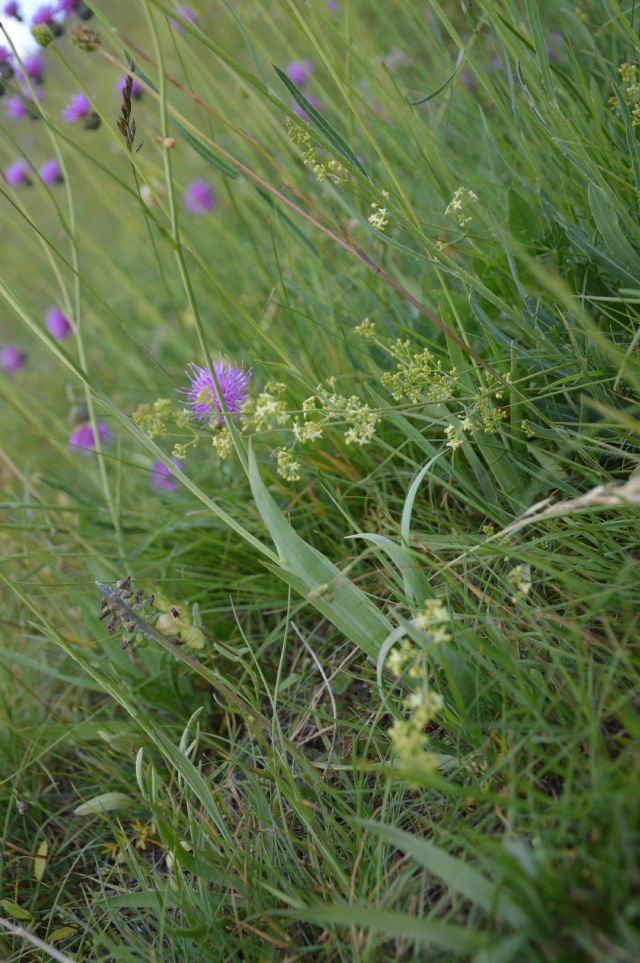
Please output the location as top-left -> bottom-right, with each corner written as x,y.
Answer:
31,23 -> 54,47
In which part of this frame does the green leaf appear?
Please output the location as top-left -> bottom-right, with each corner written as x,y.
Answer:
363,822 -> 525,927
274,65 -> 367,176
347,532 -> 431,609
0,899 -> 33,922
74,792 -> 133,816
588,183 -> 640,278
292,903 -> 486,952
508,188 -> 543,246
248,445 -> 392,658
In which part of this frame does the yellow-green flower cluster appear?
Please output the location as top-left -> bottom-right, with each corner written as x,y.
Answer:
507,564 -> 531,603
609,63 -> 640,126
414,598 -> 452,645
354,317 -> 376,339
133,398 -> 175,439
242,382 -> 290,432
389,688 -> 444,773
445,186 -> 478,228
212,426 -> 232,460
381,341 -> 459,403
275,447 -> 301,482
286,119 -> 349,184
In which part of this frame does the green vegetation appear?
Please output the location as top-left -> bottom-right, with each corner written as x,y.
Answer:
1,0 -> 639,959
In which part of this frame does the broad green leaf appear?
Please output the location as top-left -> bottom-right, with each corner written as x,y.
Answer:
248,445 -> 392,657
74,792 -> 133,816
588,183 -> 640,278
293,903 -> 486,952
0,899 -> 32,922
363,821 -> 525,927
508,189 -> 543,246
347,532 -> 431,609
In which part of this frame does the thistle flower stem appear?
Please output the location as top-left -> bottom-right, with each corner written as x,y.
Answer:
142,0 -> 249,472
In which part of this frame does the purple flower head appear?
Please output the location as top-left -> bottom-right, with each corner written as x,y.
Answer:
1,345 -> 26,372
292,94 -> 322,123
17,52 -> 45,83
68,420 -> 111,451
57,0 -> 81,14
6,97 -> 29,120
4,160 -> 30,188
0,45 -> 12,66
181,356 -> 250,425
4,2 -> 21,17
326,0 -> 337,10
170,4 -> 197,31
46,306 -> 71,339
32,3 -> 56,24
150,457 -> 183,491
183,179 -> 216,215
286,59 -> 313,87
63,91 -> 91,122
39,157 -> 63,185
116,73 -> 143,99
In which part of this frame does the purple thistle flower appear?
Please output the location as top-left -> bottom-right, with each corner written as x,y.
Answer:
46,306 -> 71,338
4,160 -> 30,188
6,97 -> 29,121
326,0 -> 337,9
68,420 -> 111,451
170,3 -> 197,31
39,157 -> 63,185
62,91 -> 91,123
4,2 -> 21,18
183,179 -> 216,215
32,3 -> 56,24
116,73 -> 143,99
286,59 -> 313,87
17,53 -> 45,83
0,345 -> 26,372
150,457 -> 183,491
292,94 -> 322,123
181,356 -> 250,425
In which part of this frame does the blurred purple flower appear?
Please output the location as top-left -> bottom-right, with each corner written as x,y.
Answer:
46,306 -> 71,339
546,32 -> 563,62
181,356 -> 250,424
327,0 -> 337,10
57,0 -> 81,13
4,1 -> 21,17
0,45 -> 12,66
286,59 -> 313,87
0,346 -> 26,372
4,160 -> 30,188
6,97 -> 29,120
150,457 -> 183,491
69,420 -> 111,451
183,179 -> 216,215
461,70 -> 476,92
17,53 -> 45,83
39,157 -> 63,184
170,4 -> 197,31
63,91 -> 91,122
292,94 -> 322,123
116,73 -> 143,99
32,3 -> 56,24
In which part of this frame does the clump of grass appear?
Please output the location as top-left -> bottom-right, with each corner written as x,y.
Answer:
0,0 -> 639,960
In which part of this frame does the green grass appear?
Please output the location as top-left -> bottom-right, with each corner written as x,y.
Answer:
1,0 -> 639,960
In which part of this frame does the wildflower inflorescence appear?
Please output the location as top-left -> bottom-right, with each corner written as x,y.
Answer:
609,63 -> 640,125
286,118 -> 348,184
445,186 -> 478,228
